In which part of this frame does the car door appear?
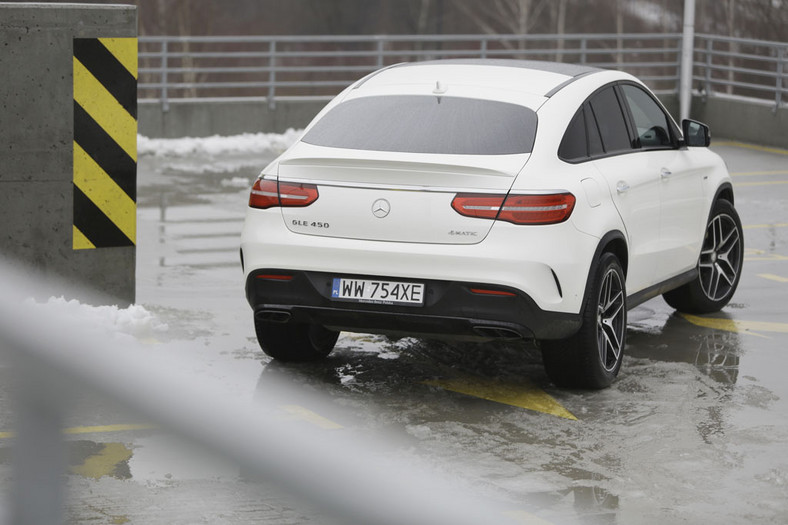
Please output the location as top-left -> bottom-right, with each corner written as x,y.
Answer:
587,86 -> 661,294
618,84 -> 707,280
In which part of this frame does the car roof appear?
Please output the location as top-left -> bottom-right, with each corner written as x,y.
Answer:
354,59 -> 604,99
411,58 -> 601,77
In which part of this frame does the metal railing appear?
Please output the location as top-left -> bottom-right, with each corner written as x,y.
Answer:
138,33 -> 787,112
694,34 -> 788,111
138,33 -> 685,110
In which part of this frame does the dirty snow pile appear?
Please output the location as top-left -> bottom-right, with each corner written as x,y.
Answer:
25,297 -> 169,344
137,129 -> 302,158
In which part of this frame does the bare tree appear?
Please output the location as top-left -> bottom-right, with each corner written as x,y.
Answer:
454,0 -> 552,53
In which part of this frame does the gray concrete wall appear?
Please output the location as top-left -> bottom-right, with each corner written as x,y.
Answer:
691,95 -> 788,150
0,3 -> 137,306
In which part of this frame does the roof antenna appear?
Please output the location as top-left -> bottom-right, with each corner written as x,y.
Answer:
433,81 -> 447,94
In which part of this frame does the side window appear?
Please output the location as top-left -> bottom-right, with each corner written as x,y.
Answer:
558,108 -> 587,161
584,104 -> 604,157
588,87 -> 632,154
621,84 -> 673,148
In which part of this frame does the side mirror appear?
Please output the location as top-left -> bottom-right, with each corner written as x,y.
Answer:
682,119 -> 711,148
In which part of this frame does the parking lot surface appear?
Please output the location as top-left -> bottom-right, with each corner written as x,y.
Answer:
2,137 -> 787,524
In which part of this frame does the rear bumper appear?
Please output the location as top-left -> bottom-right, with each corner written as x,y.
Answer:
246,269 -> 582,341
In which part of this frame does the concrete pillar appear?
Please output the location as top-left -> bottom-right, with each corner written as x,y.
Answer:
0,3 -> 138,306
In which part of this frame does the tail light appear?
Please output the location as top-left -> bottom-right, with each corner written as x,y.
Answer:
451,192 -> 575,225
249,179 -> 319,209
451,194 -> 506,220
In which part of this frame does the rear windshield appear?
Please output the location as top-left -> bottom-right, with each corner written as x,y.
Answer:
301,95 -> 537,155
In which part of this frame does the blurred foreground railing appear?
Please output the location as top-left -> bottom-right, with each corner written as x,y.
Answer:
139,32 -> 787,112
0,260 -> 511,525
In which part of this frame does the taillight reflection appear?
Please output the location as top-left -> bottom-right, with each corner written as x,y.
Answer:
451,192 -> 575,225
249,179 -> 319,209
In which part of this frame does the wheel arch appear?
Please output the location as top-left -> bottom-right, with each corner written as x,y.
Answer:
595,230 -> 629,277
713,182 -> 735,206
580,230 -> 628,312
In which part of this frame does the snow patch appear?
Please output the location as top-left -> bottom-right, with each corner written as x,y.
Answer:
25,297 -> 169,343
221,176 -> 254,188
138,129 -> 302,157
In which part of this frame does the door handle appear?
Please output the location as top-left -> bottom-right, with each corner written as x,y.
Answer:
660,168 -> 673,179
616,181 -> 630,194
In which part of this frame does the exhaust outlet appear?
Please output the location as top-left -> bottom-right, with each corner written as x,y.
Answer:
472,326 -> 523,340
255,310 -> 292,323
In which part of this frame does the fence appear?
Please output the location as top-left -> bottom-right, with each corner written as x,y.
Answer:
138,33 -> 787,112
695,34 -> 788,110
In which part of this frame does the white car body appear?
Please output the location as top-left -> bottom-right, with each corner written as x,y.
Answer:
240,60 -> 741,388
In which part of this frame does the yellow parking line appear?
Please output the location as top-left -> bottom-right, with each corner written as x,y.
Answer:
280,404 -> 344,429
682,314 -> 788,335
423,377 -> 577,420
736,181 -> 788,187
64,424 -> 155,435
0,423 -> 155,439
714,141 -> 788,156
758,273 -> 788,283
731,170 -> 788,177
70,442 -> 133,480
743,223 -> 788,229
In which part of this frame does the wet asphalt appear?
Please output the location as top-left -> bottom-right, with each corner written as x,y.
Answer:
1,138 -> 787,524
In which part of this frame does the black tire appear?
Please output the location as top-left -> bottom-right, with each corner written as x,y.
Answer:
254,319 -> 339,362
663,199 -> 743,314
541,253 -> 626,389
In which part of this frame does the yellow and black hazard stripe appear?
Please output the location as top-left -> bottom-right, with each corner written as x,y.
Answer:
72,37 -> 137,249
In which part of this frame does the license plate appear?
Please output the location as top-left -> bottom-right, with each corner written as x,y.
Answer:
331,278 -> 425,306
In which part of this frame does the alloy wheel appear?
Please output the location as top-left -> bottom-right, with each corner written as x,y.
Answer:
699,214 -> 742,302
597,268 -> 625,372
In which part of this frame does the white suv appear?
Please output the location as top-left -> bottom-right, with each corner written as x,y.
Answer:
240,60 -> 743,389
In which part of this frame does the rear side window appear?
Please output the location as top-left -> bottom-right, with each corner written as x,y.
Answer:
558,108 -> 587,161
302,95 -> 537,155
588,87 -> 632,153
621,84 -> 674,148
558,105 -> 605,162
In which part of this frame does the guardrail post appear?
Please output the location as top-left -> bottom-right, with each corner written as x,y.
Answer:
679,0 -> 696,121
161,39 -> 169,112
268,40 -> 277,110
704,38 -> 713,99
377,39 -> 384,67
580,38 -> 587,64
480,38 -> 487,59
775,46 -> 785,113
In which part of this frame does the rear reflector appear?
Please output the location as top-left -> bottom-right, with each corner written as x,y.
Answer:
470,288 -> 517,297
256,274 -> 294,281
249,179 -> 319,209
451,192 -> 575,225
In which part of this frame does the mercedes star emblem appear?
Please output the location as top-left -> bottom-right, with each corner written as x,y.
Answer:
371,198 -> 391,218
